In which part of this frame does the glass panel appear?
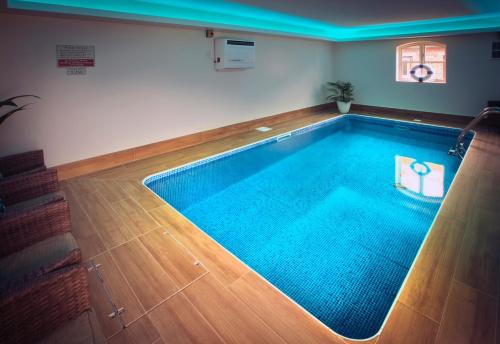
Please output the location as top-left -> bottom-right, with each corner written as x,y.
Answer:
424,44 -> 446,83
399,61 -> 421,82
401,45 -> 421,63
424,45 -> 446,62
426,62 -> 445,83
398,45 -> 421,82
398,43 -> 446,83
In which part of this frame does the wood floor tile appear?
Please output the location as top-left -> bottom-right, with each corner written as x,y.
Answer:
183,274 -> 286,344
62,113 -> 499,344
79,190 -> 135,249
88,309 -> 107,344
88,253 -> 144,338
111,198 -> 159,236
61,182 -> 107,260
107,316 -> 160,344
458,144 -> 489,174
118,180 -> 165,210
344,337 -> 378,344
148,292 -> 224,344
149,205 -> 249,285
455,209 -> 499,296
400,214 -> 466,321
484,151 -> 500,175
87,166 -> 129,180
377,303 -> 438,344
93,179 -> 128,203
438,174 -> 478,222
87,276 -> 124,338
497,290 -> 499,344
471,170 -> 500,213
139,228 -> 207,288
229,271 -> 344,344
38,312 -> 98,344
110,239 -> 178,310
436,281 -> 496,344
67,177 -> 98,195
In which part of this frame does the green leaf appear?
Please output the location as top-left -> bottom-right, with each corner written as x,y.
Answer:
325,80 -> 354,102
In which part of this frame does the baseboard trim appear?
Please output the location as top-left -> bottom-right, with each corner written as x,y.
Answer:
350,104 -> 473,125
55,103 -> 335,180
55,103 -> 482,180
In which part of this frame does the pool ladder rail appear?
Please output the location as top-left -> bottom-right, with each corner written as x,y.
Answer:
448,107 -> 500,159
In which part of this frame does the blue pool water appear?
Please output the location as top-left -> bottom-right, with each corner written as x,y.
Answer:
145,115 -> 470,339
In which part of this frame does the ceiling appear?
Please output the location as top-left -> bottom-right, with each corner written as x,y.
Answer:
233,0 -> 475,27
7,0 -> 500,41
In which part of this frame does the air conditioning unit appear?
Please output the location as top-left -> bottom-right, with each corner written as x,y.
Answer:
214,38 -> 255,71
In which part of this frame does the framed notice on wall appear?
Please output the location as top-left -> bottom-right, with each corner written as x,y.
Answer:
56,44 -> 95,75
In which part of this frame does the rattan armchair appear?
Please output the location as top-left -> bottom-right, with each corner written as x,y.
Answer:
0,164 -> 90,343
0,233 -> 90,344
0,199 -> 71,258
0,150 -> 45,178
0,168 -> 59,206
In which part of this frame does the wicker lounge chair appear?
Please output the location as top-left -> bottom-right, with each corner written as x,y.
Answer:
0,233 -> 90,344
0,150 -> 45,179
0,168 -> 60,206
0,199 -> 71,258
0,169 -> 64,253
0,164 -> 90,343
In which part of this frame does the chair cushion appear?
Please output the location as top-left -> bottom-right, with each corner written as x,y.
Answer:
6,191 -> 64,216
0,233 -> 81,292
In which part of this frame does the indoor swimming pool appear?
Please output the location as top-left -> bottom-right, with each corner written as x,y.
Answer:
144,114 -> 472,339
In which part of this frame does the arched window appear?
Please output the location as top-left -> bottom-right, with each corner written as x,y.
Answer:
396,41 -> 446,83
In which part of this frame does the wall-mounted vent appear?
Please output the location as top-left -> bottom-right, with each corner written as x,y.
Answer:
226,40 -> 254,46
214,38 -> 255,71
492,42 -> 500,59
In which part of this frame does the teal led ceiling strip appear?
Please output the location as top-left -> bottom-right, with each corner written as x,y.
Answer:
7,0 -> 500,41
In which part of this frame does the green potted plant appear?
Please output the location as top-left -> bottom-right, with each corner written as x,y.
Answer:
326,81 -> 354,114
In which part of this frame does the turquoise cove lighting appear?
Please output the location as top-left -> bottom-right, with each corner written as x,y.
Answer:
8,0 -> 500,41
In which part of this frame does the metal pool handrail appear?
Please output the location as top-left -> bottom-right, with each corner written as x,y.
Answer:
448,107 -> 500,159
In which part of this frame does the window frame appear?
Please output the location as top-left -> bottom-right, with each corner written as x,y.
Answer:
396,41 -> 447,84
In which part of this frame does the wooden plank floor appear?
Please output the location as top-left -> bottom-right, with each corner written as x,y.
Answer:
55,110 -> 499,343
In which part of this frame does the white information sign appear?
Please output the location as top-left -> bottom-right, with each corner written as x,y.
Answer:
57,44 -> 95,76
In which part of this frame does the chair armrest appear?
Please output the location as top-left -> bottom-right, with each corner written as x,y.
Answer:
0,168 -> 59,206
0,200 -> 71,258
0,264 -> 90,344
0,150 -> 45,177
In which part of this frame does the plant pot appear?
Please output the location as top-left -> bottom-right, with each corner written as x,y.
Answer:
337,101 -> 351,114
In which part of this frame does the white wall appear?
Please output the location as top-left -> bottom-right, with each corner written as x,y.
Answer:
0,13 -> 335,166
2,13 -> 498,167
333,33 -> 500,116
